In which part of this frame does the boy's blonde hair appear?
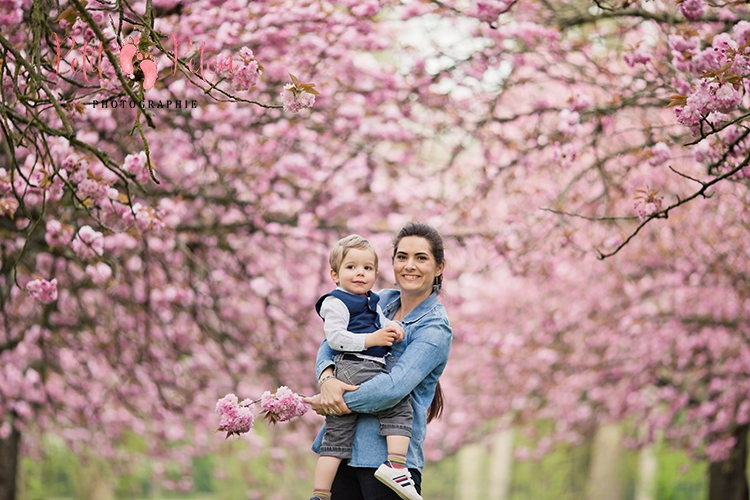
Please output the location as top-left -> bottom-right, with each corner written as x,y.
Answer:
329,234 -> 378,273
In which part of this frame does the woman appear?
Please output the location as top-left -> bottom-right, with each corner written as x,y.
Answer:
305,222 -> 453,499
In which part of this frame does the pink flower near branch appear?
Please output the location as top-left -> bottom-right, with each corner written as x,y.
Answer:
220,47 -> 263,92
123,152 -> 150,184
216,393 -> 255,438
680,0 -> 704,21
45,219 -> 74,248
469,0 -> 511,23
26,277 -> 58,304
71,225 -> 104,260
633,187 -> 664,221
216,387 -> 308,439
624,48 -> 651,67
259,386 -> 308,423
648,142 -> 672,166
86,262 -> 112,284
280,85 -> 316,113
280,74 -> 320,113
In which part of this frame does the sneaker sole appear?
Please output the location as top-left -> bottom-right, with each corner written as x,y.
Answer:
374,468 -> 423,500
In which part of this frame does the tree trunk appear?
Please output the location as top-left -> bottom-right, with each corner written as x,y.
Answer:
487,429 -> 514,500
709,424 -> 749,500
0,425 -> 20,500
585,424 -> 624,500
455,441 -> 485,500
634,445 -> 657,500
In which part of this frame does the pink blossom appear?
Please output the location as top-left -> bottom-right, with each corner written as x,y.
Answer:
557,109 -> 580,135
26,277 -> 58,304
71,225 -> 104,260
259,386 -> 308,423
733,21 -> 750,46
215,393 -> 255,438
712,83 -> 741,113
220,48 -> 262,92
633,188 -> 664,221
624,49 -> 651,67
680,0 -> 704,21
45,220 -> 73,248
648,142 -> 671,166
76,178 -> 108,205
0,0 -> 23,29
280,84 -> 316,113
468,0 -> 510,23
351,1 -> 380,18
705,436 -> 735,461
123,152 -> 150,184
86,262 -> 112,284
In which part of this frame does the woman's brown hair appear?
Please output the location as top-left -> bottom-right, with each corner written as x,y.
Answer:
393,222 -> 446,422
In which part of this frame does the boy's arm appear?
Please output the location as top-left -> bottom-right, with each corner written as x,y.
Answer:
377,304 -> 404,342
320,296 -> 367,352
321,297 -> 399,352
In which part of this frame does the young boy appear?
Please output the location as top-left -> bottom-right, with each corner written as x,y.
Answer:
310,235 -> 422,500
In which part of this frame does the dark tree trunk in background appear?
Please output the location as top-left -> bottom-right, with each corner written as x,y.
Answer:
709,424 -> 749,500
0,424 -> 20,500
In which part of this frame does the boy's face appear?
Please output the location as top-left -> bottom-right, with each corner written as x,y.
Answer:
331,248 -> 378,295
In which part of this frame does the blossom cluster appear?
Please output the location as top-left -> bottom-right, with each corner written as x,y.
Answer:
279,74 -> 320,113
280,84 -> 317,113
219,47 -> 263,92
215,393 -> 255,438
25,277 -> 58,304
216,387 -> 308,438
259,386 -> 309,424
633,187 -> 664,222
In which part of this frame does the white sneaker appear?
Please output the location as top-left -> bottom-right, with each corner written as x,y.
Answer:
374,462 -> 423,500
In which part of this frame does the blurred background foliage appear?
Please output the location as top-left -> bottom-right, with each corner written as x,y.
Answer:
17,428 -> 714,500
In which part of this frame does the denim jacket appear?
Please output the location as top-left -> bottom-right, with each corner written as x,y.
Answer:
312,289 -> 453,471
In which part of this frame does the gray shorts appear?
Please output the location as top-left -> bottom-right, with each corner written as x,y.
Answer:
320,354 -> 413,459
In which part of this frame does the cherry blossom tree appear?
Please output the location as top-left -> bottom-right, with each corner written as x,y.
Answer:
409,1 -> 750,499
2,0 -> 750,499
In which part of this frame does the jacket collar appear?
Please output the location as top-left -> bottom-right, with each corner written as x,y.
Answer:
380,289 -> 439,324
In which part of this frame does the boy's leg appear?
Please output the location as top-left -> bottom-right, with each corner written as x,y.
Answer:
311,455 -> 342,499
385,435 -> 410,469
374,396 -> 422,500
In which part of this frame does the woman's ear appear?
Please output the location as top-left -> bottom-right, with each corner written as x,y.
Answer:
436,261 -> 446,276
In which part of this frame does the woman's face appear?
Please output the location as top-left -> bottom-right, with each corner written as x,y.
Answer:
393,236 -> 444,299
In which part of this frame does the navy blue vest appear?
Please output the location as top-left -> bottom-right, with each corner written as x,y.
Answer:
316,289 -> 389,358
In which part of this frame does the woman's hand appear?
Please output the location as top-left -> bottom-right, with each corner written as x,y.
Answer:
303,375 -> 358,416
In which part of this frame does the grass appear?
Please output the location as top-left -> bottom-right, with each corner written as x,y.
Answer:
18,431 -> 714,500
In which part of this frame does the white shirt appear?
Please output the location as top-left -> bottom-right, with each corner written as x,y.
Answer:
319,290 -> 395,356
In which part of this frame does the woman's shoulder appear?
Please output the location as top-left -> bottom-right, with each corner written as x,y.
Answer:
412,294 -> 450,323
376,288 -> 400,303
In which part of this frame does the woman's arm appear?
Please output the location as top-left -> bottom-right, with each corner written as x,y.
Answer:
344,317 -> 452,413
303,341 -> 358,415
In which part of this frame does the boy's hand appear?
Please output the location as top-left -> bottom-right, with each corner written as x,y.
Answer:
365,328 -> 399,347
390,322 -> 405,343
